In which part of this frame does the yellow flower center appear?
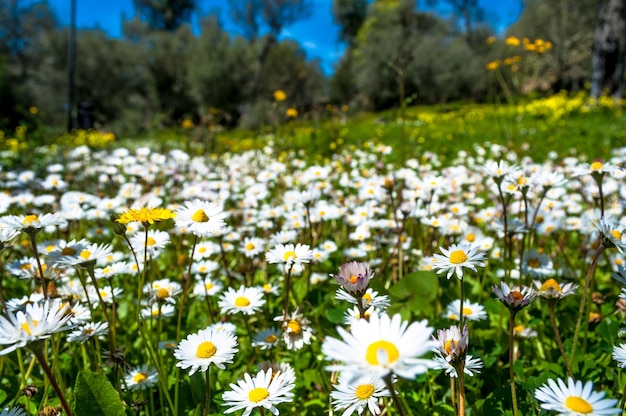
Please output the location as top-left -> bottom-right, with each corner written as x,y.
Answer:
466,233 -> 475,242
282,251 -> 297,261
192,209 -> 209,223
611,229 -> 622,240
61,247 -> 76,256
245,242 -> 255,250
449,250 -> 468,264
349,275 -> 359,284
248,387 -> 269,403
79,250 -> 91,260
463,307 -> 473,315
147,237 -> 157,246
365,340 -> 399,365
22,215 -> 39,225
564,396 -> 592,413
156,288 -> 170,299
355,383 -> 375,400
133,372 -> 147,383
527,258 -> 541,268
511,291 -> 524,301
539,278 -> 562,293
196,341 -> 217,359
235,297 -> 250,307
205,282 -> 213,290
265,334 -> 277,343
287,319 -> 302,335
591,161 -> 603,171
362,293 -> 372,306
20,320 -> 39,336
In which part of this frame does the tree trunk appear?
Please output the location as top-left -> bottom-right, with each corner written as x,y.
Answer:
591,0 -> 625,99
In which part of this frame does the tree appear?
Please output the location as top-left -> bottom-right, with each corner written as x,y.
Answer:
332,0 -> 368,46
591,0 -> 625,98
133,0 -> 196,31
228,0 -> 312,100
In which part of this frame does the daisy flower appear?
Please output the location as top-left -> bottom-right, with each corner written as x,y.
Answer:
241,237 -> 265,258
331,261 -> 374,297
144,279 -> 182,304
222,368 -> 295,416
192,278 -> 223,298
0,213 -> 65,236
0,299 -> 74,355
535,377 -> 620,415
252,328 -> 281,350
274,308 -> 314,350
612,344 -> 626,368
432,243 -> 486,279
53,242 -> 113,270
265,243 -> 314,268
0,407 -> 27,416
67,321 -> 109,343
492,281 -> 536,312
141,303 -> 176,319
444,300 -> 487,322
331,375 -> 390,416
124,365 -> 158,391
322,312 -> 436,379
174,199 -> 227,237
533,279 -> 578,300
218,286 -> 266,315
593,217 -> 626,254
174,326 -> 238,376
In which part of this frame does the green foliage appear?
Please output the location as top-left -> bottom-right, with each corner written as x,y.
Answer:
73,371 -> 125,416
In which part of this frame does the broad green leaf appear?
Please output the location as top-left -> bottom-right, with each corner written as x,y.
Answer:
73,370 -> 125,416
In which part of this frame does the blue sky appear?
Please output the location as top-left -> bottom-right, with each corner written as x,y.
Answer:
48,0 -> 522,74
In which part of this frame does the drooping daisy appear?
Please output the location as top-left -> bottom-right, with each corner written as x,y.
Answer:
218,286 -> 266,315
322,312 -> 436,379
124,365 -> 158,391
593,217 -> 626,254
174,326 -> 238,376
535,377 -> 620,415
174,199 -> 227,237
331,374 -> 390,416
444,300 -> 487,322
274,308 -> 314,350
222,368 -> 295,416
432,243 -> 487,279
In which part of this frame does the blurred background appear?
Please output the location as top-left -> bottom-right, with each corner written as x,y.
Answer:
0,0 -> 619,138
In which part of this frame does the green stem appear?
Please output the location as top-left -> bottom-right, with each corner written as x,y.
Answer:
548,300 -> 573,378
570,244 -> 604,366
509,310 -> 519,416
28,233 -> 47,298
384,374 -> 406,416
32,344 -> 72,416
204,367 -> 211,416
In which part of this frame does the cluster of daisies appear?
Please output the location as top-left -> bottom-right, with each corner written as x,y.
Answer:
0,141 -> 624,416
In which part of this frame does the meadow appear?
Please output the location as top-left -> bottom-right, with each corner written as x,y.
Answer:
0,92 -> 625,416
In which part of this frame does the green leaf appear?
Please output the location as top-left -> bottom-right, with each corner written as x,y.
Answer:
325,308 -> 345,325
73,370 -> 125,416
388,271 -> 439,316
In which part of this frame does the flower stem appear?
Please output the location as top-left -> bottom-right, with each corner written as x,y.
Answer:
457,365 -> 466,416
32,345 -> 72,416
384,374 -> 406,416
509,310 -> 519,416
570,244 -> 604,366
204,367 -> 211,416
547,300 -> 573,378
177,235 -> 198,341
28,234 -> 48,298
459,277 -> 465,327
